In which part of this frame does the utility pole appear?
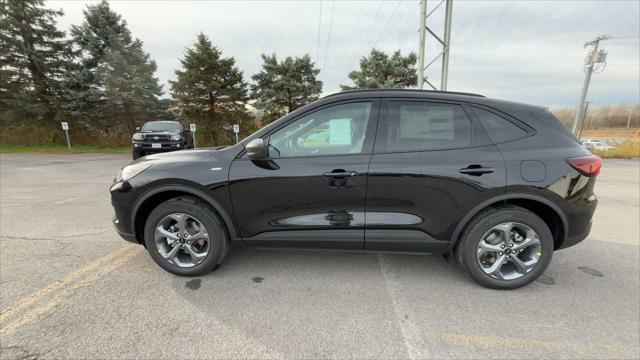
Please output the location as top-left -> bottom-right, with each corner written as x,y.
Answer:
572,35 -> 611,135
578,101 -> 591,139
417,0 -> 453,90
626,108 -> 633,128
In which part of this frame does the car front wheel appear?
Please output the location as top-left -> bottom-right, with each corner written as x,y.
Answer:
132,150 -> 144,160
456,206 -> 554,290
144,196 -> 229,276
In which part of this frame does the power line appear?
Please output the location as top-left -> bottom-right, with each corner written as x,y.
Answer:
346,0 -> 365,45
606,41 -> 640,46
606,63 -> 640,67
315,0 -> 323,64
610,36 -> 640,40
322,0 -> 335,70
358,1 -> 384,56
372,0 -> 402,48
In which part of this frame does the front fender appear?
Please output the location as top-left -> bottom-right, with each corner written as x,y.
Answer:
131,182 -> 238,240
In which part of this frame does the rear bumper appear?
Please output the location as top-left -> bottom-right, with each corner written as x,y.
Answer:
558,219 -> 592,250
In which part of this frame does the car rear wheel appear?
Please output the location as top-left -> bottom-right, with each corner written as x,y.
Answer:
456,206 -> 553,289
144,196 -> 229,276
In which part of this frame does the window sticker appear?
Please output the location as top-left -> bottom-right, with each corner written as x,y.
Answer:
329,118 -> 352,145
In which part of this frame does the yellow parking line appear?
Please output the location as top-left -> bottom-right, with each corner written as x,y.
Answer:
0,245 -> 143,337
0,245 -> 133,320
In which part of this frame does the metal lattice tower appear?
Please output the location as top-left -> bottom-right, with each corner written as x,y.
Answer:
417,0 -> 453,91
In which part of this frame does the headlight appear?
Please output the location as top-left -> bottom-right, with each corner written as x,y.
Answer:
170,134 -> 181,141
132,133 -> 143,141
117,163 -> 152,182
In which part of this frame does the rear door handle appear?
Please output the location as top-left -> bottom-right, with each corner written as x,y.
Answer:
323,170 -> 358,178
459,165 -> 495,176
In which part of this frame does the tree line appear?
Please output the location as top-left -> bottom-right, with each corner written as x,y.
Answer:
0,0 -> 418,147
552,104 -> 640,131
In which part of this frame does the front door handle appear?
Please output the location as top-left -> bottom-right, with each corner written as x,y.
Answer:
323,169 -> 358,178
459,165 -> 495,176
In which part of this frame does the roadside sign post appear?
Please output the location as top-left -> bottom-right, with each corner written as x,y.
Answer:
61,122 -> 71,150
190,123 -> 197,149
233,124 -> 239,144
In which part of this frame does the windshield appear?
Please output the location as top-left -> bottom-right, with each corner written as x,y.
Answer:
141,121 -> 182,132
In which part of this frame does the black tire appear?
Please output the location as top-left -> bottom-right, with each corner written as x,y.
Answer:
132,150 -> 144,160
144,196 -> 229,276
455,206 -> 554,290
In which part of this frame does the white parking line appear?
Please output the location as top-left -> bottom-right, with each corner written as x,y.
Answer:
377,254 -> 430,360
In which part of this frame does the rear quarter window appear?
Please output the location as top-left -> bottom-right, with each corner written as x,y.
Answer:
472,107 -> 528,143
529,108 -> 580,143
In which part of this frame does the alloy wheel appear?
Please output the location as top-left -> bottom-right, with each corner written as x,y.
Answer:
476,222 -> 542,280
154,213 -> 210,268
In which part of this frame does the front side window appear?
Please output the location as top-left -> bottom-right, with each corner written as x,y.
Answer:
267,102 -> 372,158
384,101 -> 472,152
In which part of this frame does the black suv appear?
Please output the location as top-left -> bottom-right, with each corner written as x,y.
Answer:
111,90 -> 600,289
132,120 -> 192,159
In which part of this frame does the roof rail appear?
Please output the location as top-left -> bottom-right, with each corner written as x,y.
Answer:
323,88 -> 486,98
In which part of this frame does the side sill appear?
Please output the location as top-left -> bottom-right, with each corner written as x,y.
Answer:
242,230 -> 364,250
365,229 -> 448,253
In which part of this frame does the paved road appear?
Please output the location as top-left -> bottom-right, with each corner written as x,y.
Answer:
1,153 -> 638,359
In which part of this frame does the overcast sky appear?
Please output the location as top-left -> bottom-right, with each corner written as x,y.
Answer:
49,0 -> 639,108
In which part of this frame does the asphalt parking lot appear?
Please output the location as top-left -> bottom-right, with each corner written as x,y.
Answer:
1,153 -> 639,359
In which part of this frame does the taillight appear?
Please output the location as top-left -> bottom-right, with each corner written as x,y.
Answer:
566,155 -> 602,177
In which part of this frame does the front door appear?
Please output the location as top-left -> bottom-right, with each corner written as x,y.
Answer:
229,100 -> 379,249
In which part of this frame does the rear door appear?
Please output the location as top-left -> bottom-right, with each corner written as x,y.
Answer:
229,99 -> 379,249
364,99 -> 506,252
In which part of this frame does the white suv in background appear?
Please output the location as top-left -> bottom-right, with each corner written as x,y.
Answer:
582,139 -> 614,151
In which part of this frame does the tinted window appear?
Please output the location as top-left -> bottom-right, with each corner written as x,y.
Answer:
530,108 -> 580,143
384,102 -> 471,152
473,107 -> 527,143
268,102 -> 372,158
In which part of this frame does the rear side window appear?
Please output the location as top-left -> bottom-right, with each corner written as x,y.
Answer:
383,101 -> 472,152
472,107 -> 527,143
530,108 -> 580,143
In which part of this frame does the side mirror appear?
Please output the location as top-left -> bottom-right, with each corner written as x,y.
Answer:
245,138 -> 267,160
135,127 -> 141,131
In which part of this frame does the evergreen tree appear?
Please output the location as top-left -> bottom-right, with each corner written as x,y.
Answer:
70,0 -> 132,69
170,33 -> 248,145
102,40 -> 167,135
251,54 -> 322,124
63,0 -> 167,135
0,0 -> 73,129
341,49 -> 417,90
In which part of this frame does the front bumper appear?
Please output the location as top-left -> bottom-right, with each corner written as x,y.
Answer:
110,181 -> 140,244
113,215 -> 137,243
133,141 -> 182,152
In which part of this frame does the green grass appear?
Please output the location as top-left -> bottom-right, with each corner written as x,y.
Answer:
0,144 -> 130,154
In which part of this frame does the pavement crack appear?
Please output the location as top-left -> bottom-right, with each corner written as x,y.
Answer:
1,229 -> 111,241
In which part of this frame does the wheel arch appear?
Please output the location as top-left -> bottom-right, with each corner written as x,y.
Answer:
449,193 -> 568,251
131,185 -> 237,245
